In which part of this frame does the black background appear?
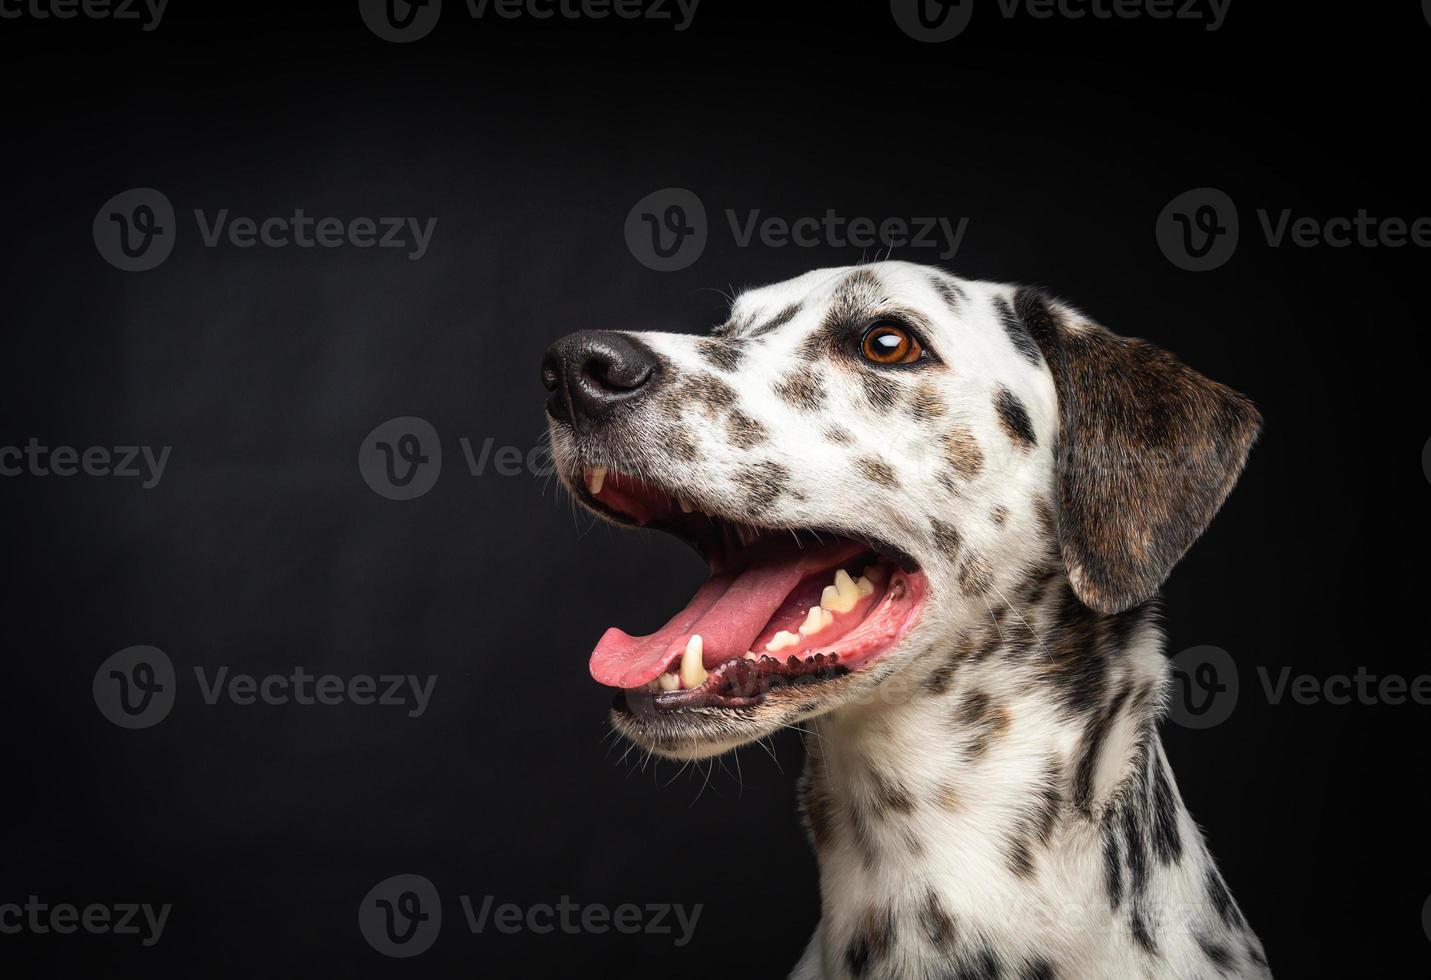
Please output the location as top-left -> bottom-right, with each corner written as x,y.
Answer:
3,1 -> 1428,976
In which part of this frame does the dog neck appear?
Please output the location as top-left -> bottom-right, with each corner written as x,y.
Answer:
793,575 -> 1269,979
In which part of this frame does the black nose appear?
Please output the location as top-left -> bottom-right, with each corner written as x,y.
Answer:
541,330 -> 660,425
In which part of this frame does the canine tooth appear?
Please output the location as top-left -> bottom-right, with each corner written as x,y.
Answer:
658,671 -> 680,692
678,497 -> 695,513
856,575 -> 874,597
680,634 -> 707,689
765,630 -> 800,653
799,606 -> 833,636
586,466 -> 608,494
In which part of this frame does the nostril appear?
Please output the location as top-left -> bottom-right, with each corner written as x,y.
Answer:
540,357 -> 560,393
584,352 -> 652,393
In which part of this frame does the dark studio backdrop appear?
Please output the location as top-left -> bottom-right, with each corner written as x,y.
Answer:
2,1 -> 1428,976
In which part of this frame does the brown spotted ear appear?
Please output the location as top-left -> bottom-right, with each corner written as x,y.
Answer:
1018,289 -> 1262,614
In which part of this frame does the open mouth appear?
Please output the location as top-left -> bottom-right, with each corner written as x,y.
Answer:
575,466 -> 928,712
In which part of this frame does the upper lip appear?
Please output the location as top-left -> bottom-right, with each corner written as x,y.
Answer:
566,462 -> 919,573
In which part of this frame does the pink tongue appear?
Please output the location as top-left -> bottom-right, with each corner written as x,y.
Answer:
589,538 -> 867,689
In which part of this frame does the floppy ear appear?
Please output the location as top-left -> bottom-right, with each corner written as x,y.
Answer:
1017,289 -> 1262,614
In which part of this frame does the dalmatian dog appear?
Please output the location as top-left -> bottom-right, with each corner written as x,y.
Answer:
540,261 -> 1270,979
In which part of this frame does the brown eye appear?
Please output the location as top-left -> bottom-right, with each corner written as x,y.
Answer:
861,323 -> 923,365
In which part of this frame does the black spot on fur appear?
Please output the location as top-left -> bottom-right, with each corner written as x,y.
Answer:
930,518 -> 962,555
1020,959 -> 1058,980
1101,813 -> 1123,910
774,371 -> 825,411
1007,758 -> 1062,880
869,769 -> 915,816
1196,933 -> 1236,972
732,463 -> 785,514
695,338 -> 743,371
858,370 -> 903,412
845,905 -> 895,977
724,408 -> 768,449
1149,757 -> 1183,865
822,426 -> 854,445
956,554 -> 994,597
919,890 -> 958,954
748,302 -> 802,338
1042,586 -> 1109,718
857,455 -> 899,489
955,691 -> 1011,761
678,373 -> 739,415
907,381 -> 947,421
993,294 -> 1042,365
1073,683 -> 1131,813
929,272 -> 966,311
943,425 -> 984,483
954,944 -> 1003,980
1129,909 -> 1157,955
991,505 -> 1009,526
995,386 -> 1037,449
1206,868 -> 1245,931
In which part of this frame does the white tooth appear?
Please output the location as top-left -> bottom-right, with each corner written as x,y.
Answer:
821,570 -> 860,613
680,634 -> 707,689
678,497 -> 695,513
856,576 -> 875,597
658,671 -> 680,692
743,651 -> 759,659
587,465 -> 608,494
765,630 -> 800,653
799,606 -> 833,636
863,564 -> 888,585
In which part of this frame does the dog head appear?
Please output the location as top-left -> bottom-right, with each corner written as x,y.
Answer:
542,262 -> 1259,759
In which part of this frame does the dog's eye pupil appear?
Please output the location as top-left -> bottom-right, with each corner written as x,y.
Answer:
861,324 -> 922,365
